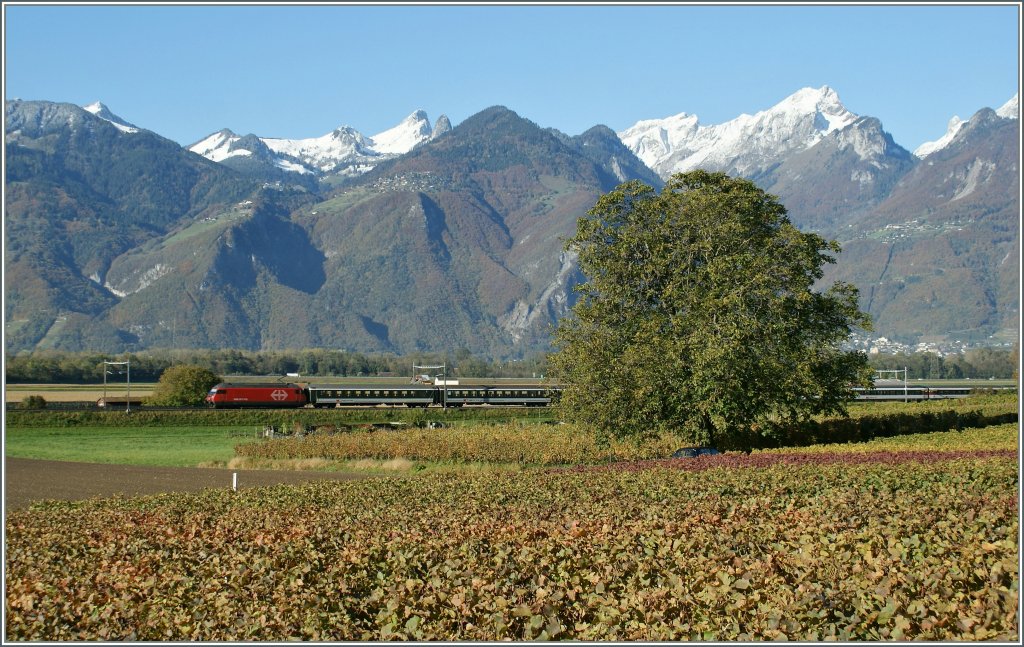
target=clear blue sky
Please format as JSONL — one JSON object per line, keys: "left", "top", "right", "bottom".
{"left": 3, "top": 2, "right": 1020, "bottom": 151}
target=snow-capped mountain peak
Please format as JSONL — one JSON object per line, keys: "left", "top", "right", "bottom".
{"left": 261, "top": 126, "right": 373, "bottom": 174}
{"left": 189, "top": 110, "right": 447, "bottom": 178}
{"left": 189, "top": 129, "right": 244, "bottom": 162}
{"left": 775, "top": 85, "right": 851, "bottom": 130}
{"left": 914, "top": 115, "right": 966, "bottom": 158}
{"left": 618, "top": 85, "right": 859, "bottom": 179}
{"left": 915, "top": 93, "right": 1017, "bottom": 158}
{"left": 370, "top": 109, "right": 433, "bottom": 155}
{"left": 82, "top": 101, "right": 139, "bottom": 133}
{"left": 996, "top": 93, "right": 1018, "bottom": 119}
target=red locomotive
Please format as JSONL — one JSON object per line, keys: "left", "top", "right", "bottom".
{"left": 205, "top": 383, "right": 307, "bottom": 408}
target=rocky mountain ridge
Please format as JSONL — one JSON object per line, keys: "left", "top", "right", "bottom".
{"left": 187, "top": 109, "right": 452, "bottom": 181}
{"left": 4, "top": 89, "right": 1019, "bottom": 356}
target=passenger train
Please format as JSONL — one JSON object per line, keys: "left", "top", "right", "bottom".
{"left": 205, "top": 382, "right": 561, "bottom": 408}
{"left": 850, "top": 385, "right": 975, "bottom": 401}
{"left": 204, "top": 379, "right": 984, "bottom": 409}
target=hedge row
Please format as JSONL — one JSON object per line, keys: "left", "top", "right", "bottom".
{"left": 234, "top": 423, "right": 692, "bottom": 466}
{"left": 233, "top": 395, "right": 1018, "bottom": 466}
{"left": 3, "top": 406, "right": 552, "bottom": 429}
{"left": 733, "top": 396, "right": 1018, "bottom": 451}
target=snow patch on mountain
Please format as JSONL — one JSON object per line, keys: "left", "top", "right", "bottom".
{"left": 618, "top": 86, "right": 858, "bottom": 179}
{"left": 275, "top": 158, "right": 315, "bottom": 175}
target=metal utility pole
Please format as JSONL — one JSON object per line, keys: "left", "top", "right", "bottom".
{"left": 874, "top": 367, "right": 909, "bottom": 403}
{"left": 103, "top": 360, "right": 131, "bottom": 411}
{"left": 413, "top": 363, "right": 447, "bottom": 409}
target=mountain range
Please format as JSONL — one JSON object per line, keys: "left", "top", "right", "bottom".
{"left": 3, "top": 87, "right": 1019, "bottom": 358}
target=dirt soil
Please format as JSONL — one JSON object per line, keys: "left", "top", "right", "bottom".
{"left": 4, "top": 458, "right": 373, "bottom": 511}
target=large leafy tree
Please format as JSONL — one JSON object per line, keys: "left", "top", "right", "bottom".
{"left": 551, "top": 171, "right": 873, "bottom": 449}
{"left": 148, "top": 364, "right": 221, "bottom": 407}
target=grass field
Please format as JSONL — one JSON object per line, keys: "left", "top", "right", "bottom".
{"left": 3, "top": 425, "right": 261, "bottom": 467}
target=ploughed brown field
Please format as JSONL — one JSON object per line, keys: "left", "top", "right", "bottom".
{"left": 3, "top": 458, "right": 371, "bottom": 510}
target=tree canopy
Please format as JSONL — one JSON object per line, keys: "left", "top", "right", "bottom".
{"left": 148, "top": 364, "right": 221, "bottom": 407}
{"left": 551, "top": 171, "right": 873, "bottom": 449}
